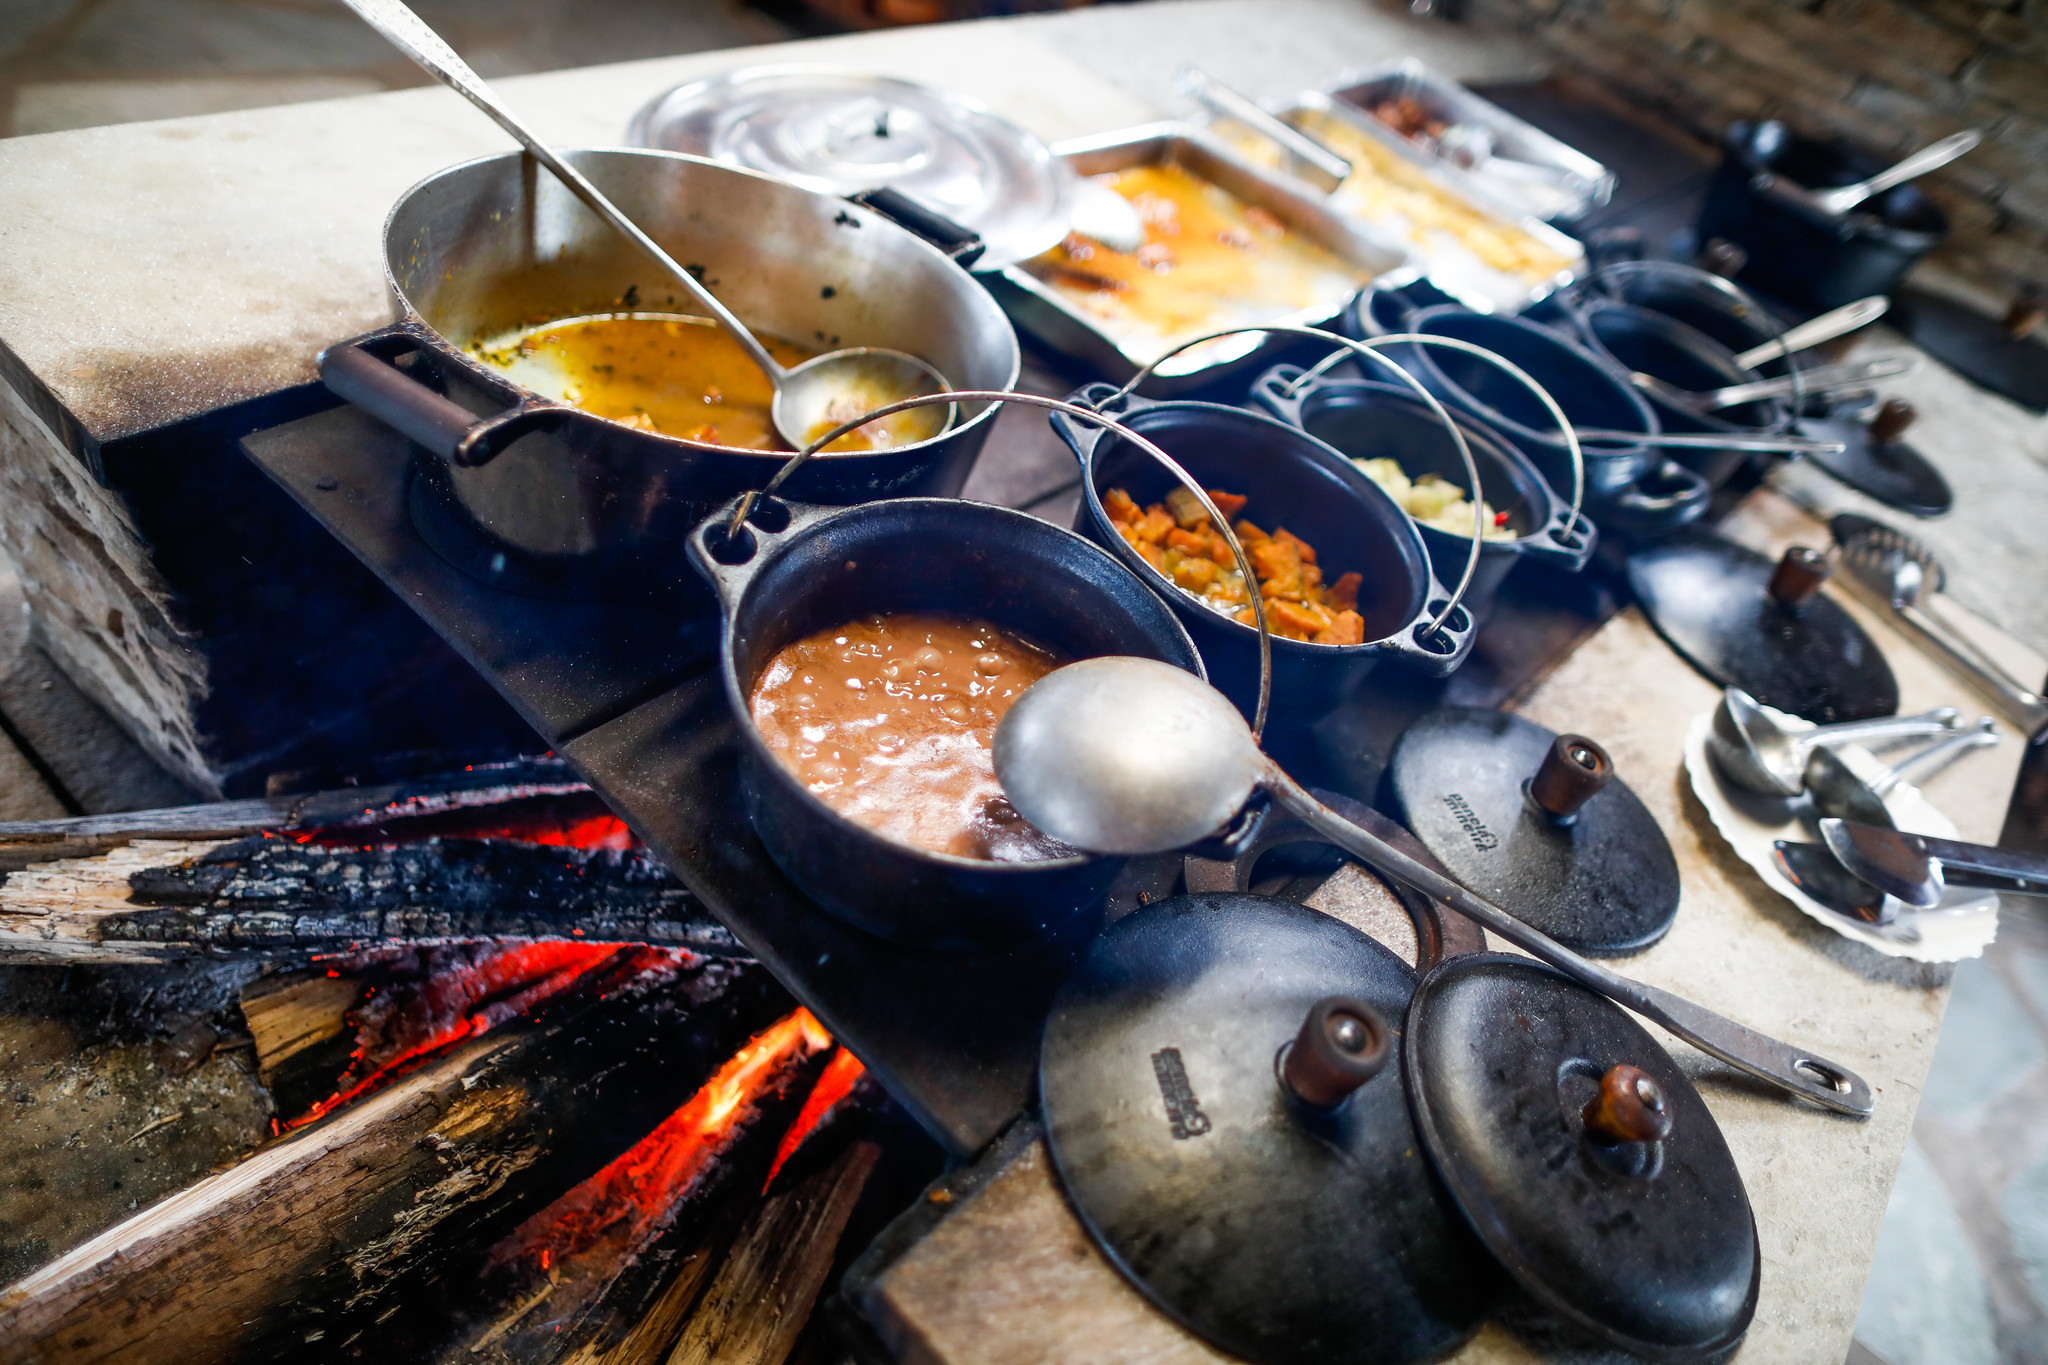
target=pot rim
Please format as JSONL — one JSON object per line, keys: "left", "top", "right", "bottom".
{"left": 1282, "top": 374, "right": 1560, "bottom": 551}
{"left": 708, "top": 495, "right": 1204, "bottom": 875}
{"left": 380, "top": 146, "right": 1020, "bottom": 461}
{"left": 1403, "top": 304, "right": 1659, "bottom": 451}
{"left": 1566, "top": 295, "right": 1787, "bottom": 435}
{"left": 1072, "top": 397, "right": 1447, "bottom": 654}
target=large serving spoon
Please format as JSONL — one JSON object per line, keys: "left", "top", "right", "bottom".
{"left": 1821, "top": 817, "right": 2048, "bottom": 910}
{"left": 1732, "top": 296, "right": 1889, "bottom": 370}
{"left": 339, "top": 0, "right": 952, "bottom": 452}
{"left": 1630, "top": 356, "right": 1916, "bottom": 416}
{"left": 1803, "top": 717, "right": 1999, "bottom": 826}
{"left": 993, "top": 655, "right": 1875, "bottom": 1116}
{"left": 1707, "top": 685, "right": 1960, "bottom": 797}
{"left": 1805, "top": 130, "right": 1983, "bottom": 216}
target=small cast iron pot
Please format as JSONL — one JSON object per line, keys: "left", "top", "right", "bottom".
{"left": 1343, "top": 275, "right": 1463, "bottom": 340}
{"left": 687, "top": 494, "right": 1203, "bottom": 950}
{"left": 1563, "top": 296, "right": 1787, "bottom": 490}
{"left": 1387, "top": 306, "right": 1711, "bottom": 539}
{"left": 1576, "top": 261, "right": 1785, "bottom": 363}
{"left": 1053, "top": 385, "right": 1475, "bottom": 721}
{"left": 320, "top": 149, "right": 1020, "bottom": 598}
{"left": 1248, "top": 365, "right": 1595, "bottom": 621}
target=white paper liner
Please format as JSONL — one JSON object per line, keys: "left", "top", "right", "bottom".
{"left": 1684, "top": 707, "right": 1999, "bottom": 962}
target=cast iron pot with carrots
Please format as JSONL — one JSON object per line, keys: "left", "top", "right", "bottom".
{"left": 1054, "top": 384, "right": 1475, "bottom": 722}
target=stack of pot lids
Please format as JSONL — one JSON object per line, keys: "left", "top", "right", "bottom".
{"left": 628, "top": 65, "right": 1071, "bottom": 270}
{"left": 1041, "top": 895, "right": 1759, "bottom": 1365}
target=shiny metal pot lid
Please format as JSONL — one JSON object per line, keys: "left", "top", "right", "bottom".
{"left": 628, "top": 65, "right": 1070, "bottom": 270}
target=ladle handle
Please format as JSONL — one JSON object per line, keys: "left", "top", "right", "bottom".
{"left": 1799, "top": 705, "right": 1961, "bottom": 752}
{"left": 1871, "top": 718, "right": 2000, "bottom": 796}
{"left": 1732, "top": 296, "right": 1888, "bottom": 369}
{"left": 1814, "top": 129, "right": 1982, "bottom": 214}
{"left": 1259, "top": 766, "right": 1875, "bottom": 1116}
{"left": 336, "top": 0, "right": 787, "bottom": 385}
{"left": 1912, "top": 831, "right": 2048, "bottom": 895}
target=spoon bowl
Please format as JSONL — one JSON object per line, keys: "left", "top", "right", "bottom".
{"left": 774, "top": 348, "right": 956, "bottom": 452}
{"left": 1708, "top": 685, "right": 1959, "bottom": 797}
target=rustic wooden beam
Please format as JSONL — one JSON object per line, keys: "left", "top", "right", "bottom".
{"left": 0, "top": 833, "right": 745, "bottom": 963}
{"left": 0, "top": 953, "right": 789, "bottom": 1365}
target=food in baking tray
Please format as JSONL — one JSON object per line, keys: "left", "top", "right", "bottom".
{"left": 1104, "top": 484, "right": 1367, "bottom": 645}
{"left": 1020, "top": 163, "right": 1373, "bottom": 366}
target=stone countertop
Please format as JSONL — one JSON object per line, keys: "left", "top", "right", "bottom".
{"left": 0, "top": 0, "right": 1542, "bottom": 455}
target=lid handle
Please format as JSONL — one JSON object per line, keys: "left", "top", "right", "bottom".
{"left": 1582, "top": 1063, "right": 1673, "bottom": 1144}
{"left": 1529, "top": 733, "right": 1613, "bottom": 822}
{"left": 1870, "top": 397, "right": 1917, "bottom": 445}
{"left": 1282, "top": 996, "right": 1390, "bottom": 1108}
{"left": 1768, "top": 545, "right": 1832, "bottom": 606}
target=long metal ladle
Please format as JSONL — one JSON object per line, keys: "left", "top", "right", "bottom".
{"left": 339, "top": 0, "right": 953, "bottom": 452}
{"left": 993, "top": 655, "right": 1876, "bottom": 1117}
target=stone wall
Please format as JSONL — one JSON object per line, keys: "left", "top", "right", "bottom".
{"left": 1462, "top": 0, "right": 2048, "bottom": 293}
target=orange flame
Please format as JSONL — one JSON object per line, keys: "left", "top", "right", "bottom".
{"left": 491, "top": 1007, "right": 833, "bottom": 1275}
{"left": 285, "top": 941, "right": 682, "bottom": 1129}
{"left": 764, "top": 1047, "right": 868, "bottom": 1190}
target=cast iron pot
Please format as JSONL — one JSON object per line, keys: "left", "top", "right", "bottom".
{"left": 1248, "top": 365, "right": 1595, "bottom": 621}
{"left": 1578, "top": 261, "right": 1786, "bottom": 364}
{"left": 1563, "top": 296, "right": 1787, "bottom": 490}
{"left": 1344, "top": 275, "right": 1463, "bottom": 341}
{"left": 1053, "top": 385, "right": 1475, "bottom": 722}
{"left": 687, "top": 493, "right": 1203, "bottom": 950}
{"left": 319, "top": 148, "right": 1020, "bottom": 597}
{"left": 1698, "top": 121, "right": 1948, "bottom": 312}
{"left": 1388, "top": 306, "right": 1712, "bottom": 539}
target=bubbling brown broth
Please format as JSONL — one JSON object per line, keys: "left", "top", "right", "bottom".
{"left": 748, "top": 613, "right": 1077, "bottom": 861}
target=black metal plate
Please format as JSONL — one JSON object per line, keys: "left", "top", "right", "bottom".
{"left": 1405, "top": 954, "right": 1759, "bottom": 1362}
{"left": 1892, "top": 288, "right": 2048, "bottom": 415}
{"left": 1797, "top": 415, "right": 1952, "bottom": 519}
{"left": 1384, "top": 709, "right": 1679, "bottom": 955}
{"left": 1041, "top": 894, "right": 1492, "bottom": 1365}
{"left": 239, "top": 402, "right": 1181, "bottom": 1157}
{"left": 1628, "top": 530, "right": 1898, "bottom": 723}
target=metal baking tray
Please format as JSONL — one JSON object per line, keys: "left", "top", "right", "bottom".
{"left": 1216, "top": 90, "right": 1585, "bottom": 316}
{"left": 1324, "top": 58, "right": 1617, "bottom": 223}
{"left": 987, "top": 122, "right": 1413, "bottom": 395}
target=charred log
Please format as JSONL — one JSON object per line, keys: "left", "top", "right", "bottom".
{"left": 0, "top": 835, "right": 745, "bottom": 964}
{"left": 0, "top": 952, "right": 789, "bottom": 1365}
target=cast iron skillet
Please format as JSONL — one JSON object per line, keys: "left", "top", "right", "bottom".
{"left": 1563, "top": 297, "right": 1788, "bottom": 490}
{"left": 1248, "top": 365, "right": 1595, "bottom": 621}
{"left": 1387, "top": 305, "right": 1712, "bottom": 539}
{"left": 1053, "top": 384, "right": 1475, "bottom": 722}
{"left": 686, "top": 494, "right": 1203, "bottom": 951}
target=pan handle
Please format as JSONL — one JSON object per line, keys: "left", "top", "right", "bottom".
{"left": 1599, "top": 458, "right": 1712, "bottom": 536}
{"left": 1385, "top": 572, "right": 1477, "bottom": 676}
{"left": 1519, "top": 479, "right": 1600, "bottom": 570}
{"left": 684, "top": 492, "right": 823, "bottom": 615}
{"left": 846, "top": 187, "right": 986, "bottom": 268}
{"left": 1245, "top": 366, "right": 1310, "bottom": 426}
{"left": 317, "top": 327, "right": 570, "bottom": 468}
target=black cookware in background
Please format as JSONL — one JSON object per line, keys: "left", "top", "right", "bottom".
{"left": 1384, "top": 306, "right": 1714, "bottom": 540}
{"left": 1698, "top": 121, "right": 1948, "bottom": 313}
{"left": 1054, "top": 385, "right": 1475, "bottom": 722}
{"left": 686, "top": 494, "right": 1204, "bottom": 950}
{"left": 1248, "top": 365, "right": 1595, "bottom": 621}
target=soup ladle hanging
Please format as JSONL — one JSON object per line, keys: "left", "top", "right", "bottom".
{"left": 339, "top": 0, "right": 954, "bottom": 452}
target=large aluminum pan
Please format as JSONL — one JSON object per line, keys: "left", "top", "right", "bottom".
{"left": 1210, "top": 91, "right": 1584, "bottom": 316}
{"left": 1325, "top": 59, "right": 1616, "bottom": 223}
{"left": 987, "top": 122, "right": 1413, "bottom": 395}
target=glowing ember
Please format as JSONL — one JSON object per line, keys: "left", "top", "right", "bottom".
{"left": 764, "top": 1047, "right": 869, "bottom": 1190}
{"left": 286, "top": 941, "right": 691, "bottom": 1129}
{"left": 490, "top": 1007, "right": 833, "bottom": 1276}
{"left": 293, "top": 792, "right": 638, "bottom": 851}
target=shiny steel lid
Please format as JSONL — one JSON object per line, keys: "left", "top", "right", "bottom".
{"left": 628, "top": 65, "right": 1071, "bottom": 271}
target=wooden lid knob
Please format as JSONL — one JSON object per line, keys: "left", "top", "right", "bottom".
{"left": 1582, "top": 1063, "right": 1674, "bottom": 1144}
{"left": 1697, "top": 238, "right": 1748, "bottom": 278}
{"left": 1529, "top": 733, "right": 1613, "bottom": 820}
{"left": 1768, "top": 545, "right": 1832, "bottom": 605}
{"left": 2005, "top": 292, "right": 2045, "bottom": 342}
{"left": 1870, "top": 397, "right": 1917, "bottom": 444}
{"left": 1282, "top": 996, "right": 1390, "bottom": 1109}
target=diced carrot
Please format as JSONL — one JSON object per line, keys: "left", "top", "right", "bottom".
{"left": 1167, "top": 527, "right": 1212, "bottom": 557}
{"left": 1104, "top": 487, "right": 1141, "bottom": 524}
{"left": 1233, "top": 519, "right": 1270, "bottom": 545}
{"left": 1164, "top": 486, "right": 1210, "bottom": 530}
{"left": 1133, "top": 507, "right": 1176, "bottom": 544}
{"left": 1316, "top": 610, "right": 1366, "bottom": 646}
{"left": 1172, "top": 555, "right": 1219, "bottom": 592}
{"left": 1208, "top": 489, "right": 1248, "bottom": 518}
{"left": 1251, "top": 538, "right": 1305, "bottom": 599}
{"left": 1270, "top": 599, "right": 1330, "bottom": 637}
{"left": 1327, "top": 572, "right": 1362, "bottom": 612}
{"left": 1273, "top": 527, "right": 1318, "bottom": 565}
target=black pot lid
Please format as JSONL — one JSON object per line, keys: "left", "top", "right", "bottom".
{"left": 1384, "top": 708, "right": 1680, "bottom": 956}
{"left": 628, "top": 65, "right": 1069, "bottom": 270}
{"left": 1628, "top": 530, "right": 1898, "bottom": 723}
{"left": 1798, "top": 413, "right": 1952, "bottom": 518}
{"left": 1404, "top": 954, "right": 1760, "bottom": 1361}
{"left": 1040, "top": 894, "right": 1493, "bottom": 1365}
